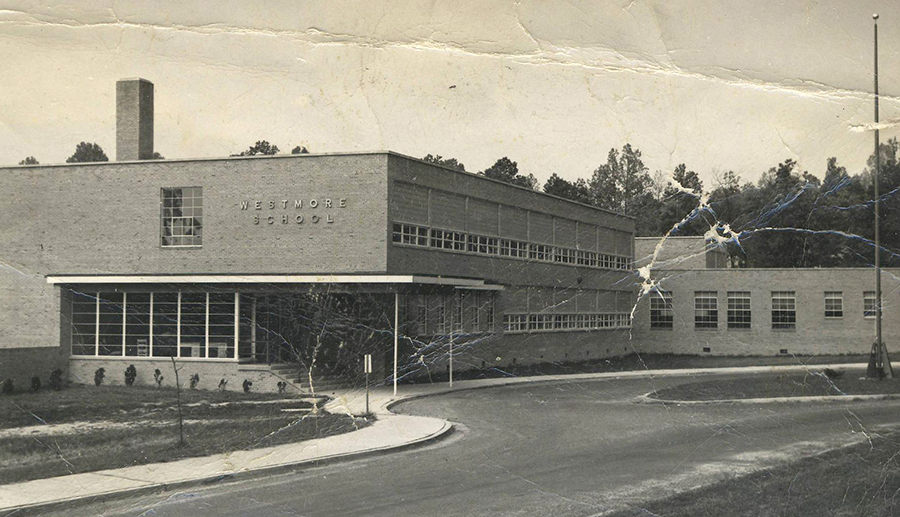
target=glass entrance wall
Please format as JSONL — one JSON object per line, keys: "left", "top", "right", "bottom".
{"left": 70, "top": 290, "right": 237, "bottom": 360}
{"left": 235, "top": 292, "right": 395, "bottom": 372}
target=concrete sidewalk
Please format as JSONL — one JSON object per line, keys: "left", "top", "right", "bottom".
{"left": 0, "top": 412, "right": 450, "bottom": 514}
{"left": 0, "top": 361, "right": 869, "bottom": 514}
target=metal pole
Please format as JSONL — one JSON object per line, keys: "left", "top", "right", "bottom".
{"left": 873, "top": 14, "right": 891, "bottom": 378}
{"left": 393, "top": 291, "right": 399, "bottom": 397}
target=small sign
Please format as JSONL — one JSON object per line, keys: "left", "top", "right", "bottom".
{"left": 137, "top": 338, "right": 149, "bottom": 357}
{"left": 364, "top": 354, "right": 373, "bottom": 374}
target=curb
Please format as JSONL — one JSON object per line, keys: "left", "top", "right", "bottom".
{"left": 0, "top": 417, "right": 453, "bottom": 517}
{"left": 635, "top": 391, "right": 900, "bottom": 406}
{"left": 383, "top": 363, "right": 871, "bottom": 411}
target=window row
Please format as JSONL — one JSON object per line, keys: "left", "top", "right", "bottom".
{"left": 503, "top": 312, "right": 631, "bottom": 333}
{"left": 392, "top": 222, "right": 632, "bottom": 271}
{"left": 71, "top": 291, "right": 237, "bottom": 358}
{"left": 650, "top": 290, "right": 886, "bottom": 331}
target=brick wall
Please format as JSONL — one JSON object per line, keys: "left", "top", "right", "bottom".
{"left": 632, "top": 268, "right": 900, "bottom": 356}
{"left": 0, "top": 153, "right": 391, "bottom": 382}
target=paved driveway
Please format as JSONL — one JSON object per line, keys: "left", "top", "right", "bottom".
{"left": 45, "top": 374, "right": 900, "bottom": 516}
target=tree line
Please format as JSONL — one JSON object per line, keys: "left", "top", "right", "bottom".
{"left": 425, "top": 143, "right": 900, "bottom": 269}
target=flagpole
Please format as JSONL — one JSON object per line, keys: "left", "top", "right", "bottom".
{"left": 873, "top": 13, "right": 891, "bottom": 378}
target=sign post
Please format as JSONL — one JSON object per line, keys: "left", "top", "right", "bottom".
{"left": 364, "top": 354, "right": 373, "bottom": 415}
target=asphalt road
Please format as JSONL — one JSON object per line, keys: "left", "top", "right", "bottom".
{"left": 44, "top": 374, "right": 900, "bottom": 516}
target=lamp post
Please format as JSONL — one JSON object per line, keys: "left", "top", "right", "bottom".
{"left": 868, "top": 13, "right": 893, "bottom": 379}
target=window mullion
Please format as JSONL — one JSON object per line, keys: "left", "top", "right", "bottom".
{"left": 205, "top": 292, "right": 210, "bottom": 359}
{"left": 177, "top": 291, "right": 182, "bottom": 357}
{"left": 122, "top": 292, "right": 127, "bottom": 356}
{"left": 95, "top": 293, "right": 100, "bottom": 357}
{"left": 149, "top": 292, "right": 154, "bottom": 357}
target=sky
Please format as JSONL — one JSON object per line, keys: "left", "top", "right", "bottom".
{"left": 1, "top": 0, "right": 900, "bottom": 187}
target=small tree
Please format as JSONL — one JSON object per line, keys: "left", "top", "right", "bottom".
{"left": 189, "top": 373, "right": 200, "bottom": 389}
{"left": 19, "top": 156, "right": 39, "bottom": 165}
{"left": 170, "top": 358, "right": 185, "bottom": 447}
{"left": 153, "top": 369, "right": 164, "bottom": 388}
{"left": 291, "top": 145, "right": 309, "bottom": 154}
{"left": 66, "top": 142, "right": 109, "bottom": 163}
{"left": 242, "top": 379, "right": 253, "bottom": 393}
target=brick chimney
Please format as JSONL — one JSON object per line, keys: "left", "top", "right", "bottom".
{"left": 116, "top": 78, "right": 154, "bottom": 161}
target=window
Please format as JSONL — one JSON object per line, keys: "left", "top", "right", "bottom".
{"left": 864, "top": 291, "right": 880, "bottom": 318}
{"left": 529, "top": 244, "right": 551, "bottom": 262}
{"left": 71, "top": 291, "right": 98, "bottom": 356}
{"left": 824, "top": 291, "right": 843, "bottom": 319}
{"left": 500, "top": 239, "right": 528, "bottom": 258}
{"left": 430, "top": 228, "right": 466, "bottom": 251}
{"left": 392, "top": 223, "right": 428, "bottom": 246}
{"left": 503, "top": 314, "right": 528, "bottom": 332}
{"left": 98, "top": 292, "right": 124, "bottom": 356}
{"left": 771, "top": 291, "right": 796, "bottom": 330}
{"left": 576, "top": 250, "right": 598, "bottom": 267}
{"left": 650, "top": 292, "right": 674, "bottom": 329}
{"left": 467, "top": 234, "right": 499, "bottom": 255}
{"left": 727, "top": 291, "right": 751, "bottom": 329}
{"left": 161, "top": 187, "right": 202, "bottom": 247}
{"left": 553, "top": 247, "right": 576, "bottom": 264}
{"left": 71, "top": 290, "right": 236, "bottom": 359}
{"left": 694, "top": 291, "right": 718, "bottom": 329}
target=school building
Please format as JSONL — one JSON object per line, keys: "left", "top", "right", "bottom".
{"left": 0, "top": 79, "right": 637, "bottom": 392}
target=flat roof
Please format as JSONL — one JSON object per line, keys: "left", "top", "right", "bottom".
{"left": 2, "top": 150, "right": 633, "bottom": 220}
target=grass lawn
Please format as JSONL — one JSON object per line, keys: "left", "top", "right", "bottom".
{"left": 651, "top": 371, "right": 900, "bottom": 401}
{"left": 607, "top": 430, "right": 900, "bottom": 517}
{"left": 0, "top": 385, "right": 368, "bottom": 485}
{"left": 0, "top": 384, "right": 313, "bottom": 429}
{"left": 406, "top": 353, "right": 870, "bottom": 384}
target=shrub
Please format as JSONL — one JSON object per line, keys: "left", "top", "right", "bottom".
{"left": 49, "top": 369, "right": 63, "bottom": 391}
{"left": 242, "top": 379, "right": 252, "bottom": 393}
{"left": 30, "top": 376, "right": 41, "bottom": 392}
{"left": 1, "top": 379, "right": 13, "bottom": 395}
{"left": 189, "top": 373, "right": 200, "bottom": 389}
{"left": 218, "top": 378, "right": 228, "bottom": 391}
{"left": 153, "top": 369, "right": 164, "bottom": 388}
{"left": 124, "top": 365, "right": 137, "bottom": 386}
{"left": 94, "top": 368, "right": 105, "bottom": 386}
{"left": 277, "top": 381, "right": 287, "bottom": 394}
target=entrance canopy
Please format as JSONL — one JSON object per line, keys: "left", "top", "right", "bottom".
{"left": 46, "top": 274, "right": 504, "bottom": 290}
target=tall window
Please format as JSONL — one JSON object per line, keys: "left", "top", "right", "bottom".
{"left": 727, "top": 291, "right": 751, "bottom": 329}
{"left": 771, "top": 291, "right": 796, "bottom": 330}
{"left": 161, "top": 187, "right": 203, "bottom": 247}
{"left": 694, "top": 291, "right": 718, "bottom": 329}
{"left": 650, "top": 292, "right": 674, "bottom": 329}
{"left": 864, "top": 291, "right": 880, "bottom": 318}
{"left": 824, "top": 291, "right": 843, "bottom": 319}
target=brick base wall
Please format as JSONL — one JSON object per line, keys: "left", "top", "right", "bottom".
{"left": 0, "top": 346, "right": 68, "bottom": 392}
{"left": 68, "top": 358, "right": 298, "bottom": 394}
